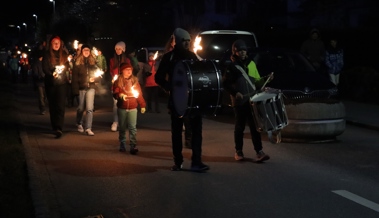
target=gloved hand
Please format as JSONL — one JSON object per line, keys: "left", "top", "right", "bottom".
{"left": 120, "top": 94, "right": 127, "bottom": 101}
{"left": 141, "top": 108, "right": 146, "bottom": 114}
{"left": 236, "top": 92, "right": 243, "bottom": 99}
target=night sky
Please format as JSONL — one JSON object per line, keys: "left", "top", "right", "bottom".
{"left": 0, "top": 0, "right": 52, "bottom": 29}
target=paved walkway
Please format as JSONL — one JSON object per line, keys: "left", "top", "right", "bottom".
{"left": 13, "top": 81, "right": 379, "bottom": 218}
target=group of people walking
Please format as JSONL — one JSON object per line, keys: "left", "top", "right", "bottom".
{"left": 26, "top": 27, "right": 277, "bottom": 173}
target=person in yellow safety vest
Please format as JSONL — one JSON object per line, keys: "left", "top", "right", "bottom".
{"left": 222, "top": 39, "right": 273, "bottom": 163}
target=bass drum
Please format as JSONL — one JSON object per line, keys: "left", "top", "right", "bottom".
{"left": 172, "top": 60, "right": 223, "bottom": 117}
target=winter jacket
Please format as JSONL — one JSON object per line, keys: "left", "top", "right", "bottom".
{"left": 112, "top": 76, "right": 146, "bottom": 110}
{"left": 145, "top": 60, "right": 158, "bottom": 87}
{"left": 325, "top": 47, "right": 344, "bottom": 75}
{"left": 32, "top": 59, "right": 45, "bottom": 87}
{"left": 109, "top": 54, "right": 131, "bottom": 79}
{"left": 223, "top": 55, "right": 264, "bottom": 107}
{"left": 71, "top": 58, "right": 101, "bottom": 95}
{"left": 42, "top": 50, "right": 69, "bottom": 87}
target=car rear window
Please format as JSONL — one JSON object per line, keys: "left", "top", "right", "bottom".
{"left": 196, "top": 34, "right": 257, "bottom": 61}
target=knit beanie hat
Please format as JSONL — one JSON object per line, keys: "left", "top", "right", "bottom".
{"left": 81, "top": 44, "right": 91, "bottom": 52}
{"left": 232, "top": 39, "right": 247, "bottom": 53}
{"left": 115, "top": 41, "right": 126, "bottom": 52}
{"left": 120, "top": 62, "right": 133, "bottom": 72}
{"left": 173, "top": 28, "right": 191, "bottom": 44}
{"left": 148, "top": 52, "right": 155, "bottom": 57}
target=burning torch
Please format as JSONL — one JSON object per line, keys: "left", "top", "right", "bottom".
{"left": 53, "top": 65, "right": 65, "bottom": 78}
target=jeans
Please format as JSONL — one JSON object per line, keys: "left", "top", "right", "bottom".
{"left": 118, "top": 108, "right": 137, "bottom": 146}
{"left": 76, "top": 88, "right": 95, "bottom": 130}
{"left": 113, "top": 98, "right": 118, "bottom": 123}
{"left": 37, "top": 86, "right": 46, "bottom": 112}
{"left": 234, "top": 102, "right": 262, "bottom": 153}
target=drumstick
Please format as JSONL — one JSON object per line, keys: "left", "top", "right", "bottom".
{"left": 260, "top": 72, "right": 274, "bottom": 91}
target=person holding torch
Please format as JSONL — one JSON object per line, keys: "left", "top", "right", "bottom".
{"left": 112, "top": 62, "right": 146, "bottom": 154}
{"left": 71, "top": 44, "right": 102, "bottom": 136}
{"left": 109, "top": 41, "right": 131, "bottom": 132}
{"left": 42, "top": 35, "right": 70, "bottom": 138}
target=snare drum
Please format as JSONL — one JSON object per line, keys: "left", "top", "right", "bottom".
{"left": 172, "top": 60, "right": 223, "bottom": 117}
{"left": 250, "top": 90, "right": 288, "bottom": 143}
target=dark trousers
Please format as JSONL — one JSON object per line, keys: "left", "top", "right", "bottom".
{"left": 171, "top": 112, "right": 202, "bottom": 166}
{"left": 45, "top": 84, "right": 67, "bottom": 131}
{"left": 37, "top": 85, "right": 46, "bottom": 112}
{"left": 234, "top": 102, "right": 262, "bottom": 153}
{"left": 145, "top": 86, "right": 160, "bottom": 112}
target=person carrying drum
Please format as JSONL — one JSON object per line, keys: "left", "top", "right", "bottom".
{"left": 222, "top": 39, "right": 273, "bottom": 162}
{"left": 155, "top": 28, "right": 209, "bottom": 172}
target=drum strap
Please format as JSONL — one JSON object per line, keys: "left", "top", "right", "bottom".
{"left": 235, "top": 65, "right": 256, "bottom": 91}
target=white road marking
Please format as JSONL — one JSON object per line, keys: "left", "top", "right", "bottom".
{"left": 332, "top": 190, "right": 379, "bottom": 212}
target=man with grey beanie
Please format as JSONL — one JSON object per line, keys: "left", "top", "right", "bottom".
{"left": 155, "top": 28, "right": 209, "bottom": 172}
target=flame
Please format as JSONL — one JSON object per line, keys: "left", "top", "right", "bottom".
{"left": 68, "top": 56, "right": 72, "bottom": 62}
{"left": 22, "top": 53, "right": 27, "bottom": 58}
{"left": 131, "top": 85, "right": 139, "bottom": 98}
{"left": 93, "top": 47, "right": 99, "bottom": 56}
{"left": 113, "top": 74, "right": 118, "bottom": 81}
{"left": 94, "top": 69, "right": 104, "bottom": 78}
{"left": 193, "top": 36, "right": 202, "bottom": 54}
{"left": 73, "top": 40, "right": 79, "bottom": 50}
{"left": 153, "top": 51, "right": 158, "bottom": 60}
{"left": 55, "top": 65, "right": 65, "bottom": 74}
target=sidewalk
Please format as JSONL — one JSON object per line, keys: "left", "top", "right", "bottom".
{"left": 342, "top": 100, "right": 379, "bottom": 131}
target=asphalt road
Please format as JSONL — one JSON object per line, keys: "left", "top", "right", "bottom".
{"left": 16, "top": 81, "right": 379, "bottom": 218}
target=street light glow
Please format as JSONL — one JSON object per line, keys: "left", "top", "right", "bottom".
{"left": 23, "top": 23, "right": 27, "bottom": 32}
{"left": 50, "top": 0, "right": 56, "bottom": 14}
{"left": 33, "top": 14, "right": 38, "bottom": 23}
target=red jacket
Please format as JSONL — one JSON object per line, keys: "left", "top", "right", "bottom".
{"left": 109, "top": 54, "right": 131, "bottom": 79}
{"left": 145, "top": 60, "right": 158, "bottom": 87}
{"left": 112, "top": 76, "right": 146, "bottom": 110}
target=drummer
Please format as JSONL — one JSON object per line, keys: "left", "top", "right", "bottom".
{"left": 155, "top": 28, "right": 210, "bottom": 172}
{"left": 222, "top": 39, "right": 273, "bottom": 163}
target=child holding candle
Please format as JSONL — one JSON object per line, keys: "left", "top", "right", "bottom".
{"left": 112, "top": 62, "right": 146, "bottom": 154}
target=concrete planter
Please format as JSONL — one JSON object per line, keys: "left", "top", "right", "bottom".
{"left": 281, "top": 102, "right": 346, "bottom": 142}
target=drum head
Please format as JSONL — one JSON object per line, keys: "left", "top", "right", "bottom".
{"left": 172, "top": 61, "right": 189, "bottom": 116}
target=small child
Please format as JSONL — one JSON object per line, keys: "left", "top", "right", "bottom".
{"left": 112, "top": 63, "right": 146, "bottom": 154}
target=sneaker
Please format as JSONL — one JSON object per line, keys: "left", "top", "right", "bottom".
{"left": 255, "top": 150, "right": 270, "bottom": 163}
{"left": 171, "top": 164, "right": 183, "bottom": 171}
{"left": 119, "top": 142, "right": 126, "bottom": 152}
{"left": 85, "top": 129, "right": 94, "bottom": 136}
{"left": 190, "top": 162, "right": 210, "bottom": 172}
{"left": 130, "top": 146, "right": 139, "bottom": 155}
{"left": 77, "top": 124, "right": 84, "bottom": 133}
{"left": 234, "top": 150, "right": 244, "bottom": 161}
{"left": 111, "top": 122, "right": 118, "bottom": 132}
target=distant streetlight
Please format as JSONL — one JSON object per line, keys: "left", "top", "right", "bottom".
{"left": 17, "top": 26, "right": 20, "bottom": 37}
{"left": 33, "top": 14, "right": 38, "bottom": 25}
{"left": 50, "top": 0, "right": 55, "bottom": 14}
{"left": 23, "top": 23, "right": 27, "bottom": 32}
